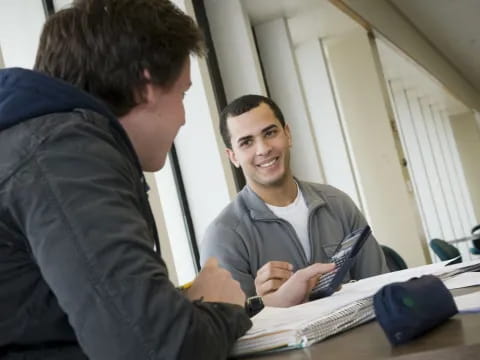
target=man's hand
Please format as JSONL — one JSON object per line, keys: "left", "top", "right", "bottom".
{"left": 184, "top": 257, "right": 246, "bottom": 307}
{"left": 254, "top": 261, "right": 293, "bottom": 296}
{"left": 263, "top": 263, "right": 335, "bottom": 307}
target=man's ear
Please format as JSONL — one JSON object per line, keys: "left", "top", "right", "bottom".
{"left": 226, "top": 148, "right": 240, "bottom": 168}
{"left": 285, "top": 124, "right": 293, "bottom": 148}
{"left": 140, "top": 69, "right": 158, "bottom": 105}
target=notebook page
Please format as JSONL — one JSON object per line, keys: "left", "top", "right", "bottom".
{"left": 235, "top": 259, "right": 480, "bottom": 356}
{"left": 337, "top": 258, "right": 480, "bottom": 300}
{"left": 244, "top": 260, "right": 460, "bottom": 339}
{"left": 454, "top": 291, "right": 480, "bottom": 313}
{"left": 443, "top": 272, "right": 480, "bottom": 290}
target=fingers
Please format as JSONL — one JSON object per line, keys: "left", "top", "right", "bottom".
{"left": 259, "top": 261, "right": 293, "bottom": 272}
{"left": 203, "top": 257, "right": 219, "bottom": 268}
{"left": 296, "top": 262, "right": 335, "bottom": 281}
{"left": 256, "top": 261, "right": 293, "bottom": 281}
{"left": 256, "top": 278, "right": 285, "bottom": 296}
{"left": 256, "top": 267, "right": 292, "bottom": 284}
{"left": 255, "top": 261, "right": 293, "bottom": 296}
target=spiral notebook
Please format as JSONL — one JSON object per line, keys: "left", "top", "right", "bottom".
{"left": 232, "top": 259, "right": 480, "bottom": 356}
{"left": 231, "top": 297, "right": 375, "bottom": 356}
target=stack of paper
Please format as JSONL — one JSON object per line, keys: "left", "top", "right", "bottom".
{"left": 455, "top": 292, "right": 480, "bottom": 313}
{"left": 232, "top": 297, "right": 374, "bottom": 356}
{"left": 232, "top": 259, "right": 480, "bottom": 356}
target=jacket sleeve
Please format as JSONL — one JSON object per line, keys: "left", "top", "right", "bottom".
{"left": 9, "top": 117, "right": 251, "bottom": 360}
{"left": 200, "top": 222, "right": 257, "bottom": 297}
{"left": 332, "top": 187, "right": 389, "bottom": 279}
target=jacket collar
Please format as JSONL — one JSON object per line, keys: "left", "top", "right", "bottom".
{"left": 0, "top": 68, "right": 117, "bottom": 131}
{"left": 240, "top": 179, "right": 326, "bottom": 221}
{"left": 0, "top": 67, "right": 143, "bottom": 175}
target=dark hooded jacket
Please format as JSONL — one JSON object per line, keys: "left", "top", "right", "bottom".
{"left": 0, "top": 68, "right": 251, "bottom": 359}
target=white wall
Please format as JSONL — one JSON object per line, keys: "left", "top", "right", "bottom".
{"left": 324, "top": 29, "right": 426, "bottom": 266}
{"left": 421, "top": 98, "right": 463, "bottom": 238}
{"left": 0, "top": 0, "right": 45, "bottom": 68}
{"left": 338, "top": 0, "right": 480, "bottom": 112}
{"left": 53, "top": 0, "right": 72, "bottom": 10}
{"left": 173, "top": 54, "right": 237, "bottom": 245}
{"left": 439, "top": 110, "right": 474, "bottom": 234}
{"left": 254, "top": 18, "right": 325, "bottom": 184}
{"left": 296, "top": 39, "right": 361, "bottom": 208}
{"left": 204, "top": 0, "right": 266, "bottom": 101}
{"left": 387, "top": 82, "right": 441, "bottom": 242}
{"left": 450, "top": 112, "right": 480, "bottom": 223}
{"left": 144, "top": 172, "right": 179, "bottom": 284}
{"left": 431, "top": 105, "right": 470, "bottom": 236}
{"left": 377, "top": 32, "right": 478, "bottom": 261}
{"left": 387, "top": 82, "right": 477, "bottom": 261}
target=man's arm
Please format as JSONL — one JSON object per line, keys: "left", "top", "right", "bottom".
{"left": 201, "top": 224, "right": 336, "bottom": 307}
{"left": 200, "top": 222, "right": 257, "bottom": 297}
{"left": 262, "top": 263, "right": 335, "bottom": 307}
{"left": 184, "top": 257, "right": 245, "bottom": 305}
{"left": 11, "top": 117, "right": 250, "bottom": 360}
{"left": 254, "top": 261, "right": 293, "bottom": 296}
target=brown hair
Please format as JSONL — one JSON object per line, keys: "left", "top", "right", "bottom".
{"left": 34, "top": 0, "right": 203, "bottom": 116}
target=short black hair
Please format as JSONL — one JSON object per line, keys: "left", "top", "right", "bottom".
{"left": 219, "top": 94, "right": 285, "bottom": 148}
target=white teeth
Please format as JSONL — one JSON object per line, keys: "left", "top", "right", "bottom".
{"left": 258, "top": 158, "right": 276, "bottom": 168}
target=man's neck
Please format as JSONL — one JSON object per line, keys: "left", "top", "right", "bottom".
{"left": 250, "top": 176, "right": 298, "bottom": 207}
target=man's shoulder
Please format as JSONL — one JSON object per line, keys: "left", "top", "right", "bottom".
{"left": 2, "top": 110, "right": 111, "bottom": 146}
{"left": 0, "top": 112, "right": 84, "bottom": 183}
{"left": 207, "top": 192, "right": 250, "bottom": 233}
{"left": 0, "top": 111, "right": 129, "bottom": 186}
{"left": 200, "top": 192, "right": 253, "bottom": 264}
{"left": 300, "top": 181, "right": 352, "bottom": 203}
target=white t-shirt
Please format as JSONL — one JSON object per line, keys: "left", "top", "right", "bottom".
{"left": 266, "top": 185, "right": 310, "bottom": 261}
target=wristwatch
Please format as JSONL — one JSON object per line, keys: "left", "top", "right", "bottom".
{"left": 245, "top": 295, "right": 264, "bottom": 317}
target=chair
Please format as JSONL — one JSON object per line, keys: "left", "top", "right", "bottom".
{"left": 429, "top": 238, "right": 462, "bottom": 263}
{"left": 381, "top": 245, "right": 408, "bottom": 272}
{"left": 470, "top": 224, "right": 480, "bottom": 255}
{"left": 471, "top": 247, "right": 480, "bottom": 255}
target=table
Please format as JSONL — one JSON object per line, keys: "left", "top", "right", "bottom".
{"left": 240, "top": 314, "right": 480, "bottom": 360}
{"left": 241, "top": 288, "right": 480, "bottom": 360}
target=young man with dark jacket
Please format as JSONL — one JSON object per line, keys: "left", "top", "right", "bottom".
{"left": 200, "top": 95, "right": 388, "bottom": 307}
{"left": 0, "top": 0, "right": 251, "bottom": 359}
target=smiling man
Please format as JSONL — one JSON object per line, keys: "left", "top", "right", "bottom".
{"left": 200, "top": 94, "right": 388, "bottom": 308}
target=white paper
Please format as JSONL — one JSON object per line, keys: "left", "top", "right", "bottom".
{"left": 236, "top": 259, "right": 480, "bottom": 353}
{"left": 443, "top": 272, "right": 480, "bottom": 290}
{"left": 243, "top": 261, "right": 452, "bottom": 340}
{"left": 248, "top": 259, "right": 480, "bottom": 335}
{"left": 455, "top": 291, "right": 480, "bottom": 313}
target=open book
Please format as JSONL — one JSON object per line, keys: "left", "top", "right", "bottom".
{"left": 232, "top": 259, "right": 480, "bottom": 356}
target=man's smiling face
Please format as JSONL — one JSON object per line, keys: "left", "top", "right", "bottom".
{"left": 226, "top": 102, "right": 292, "bottom": 190}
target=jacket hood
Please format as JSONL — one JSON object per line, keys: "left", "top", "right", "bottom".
{"left": 0, "top": 67, "right": 117, "bottom": 131}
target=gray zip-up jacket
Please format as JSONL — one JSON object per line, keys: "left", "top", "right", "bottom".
{"left": 200, "top": 182, "right": 388, "bottom": 297}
